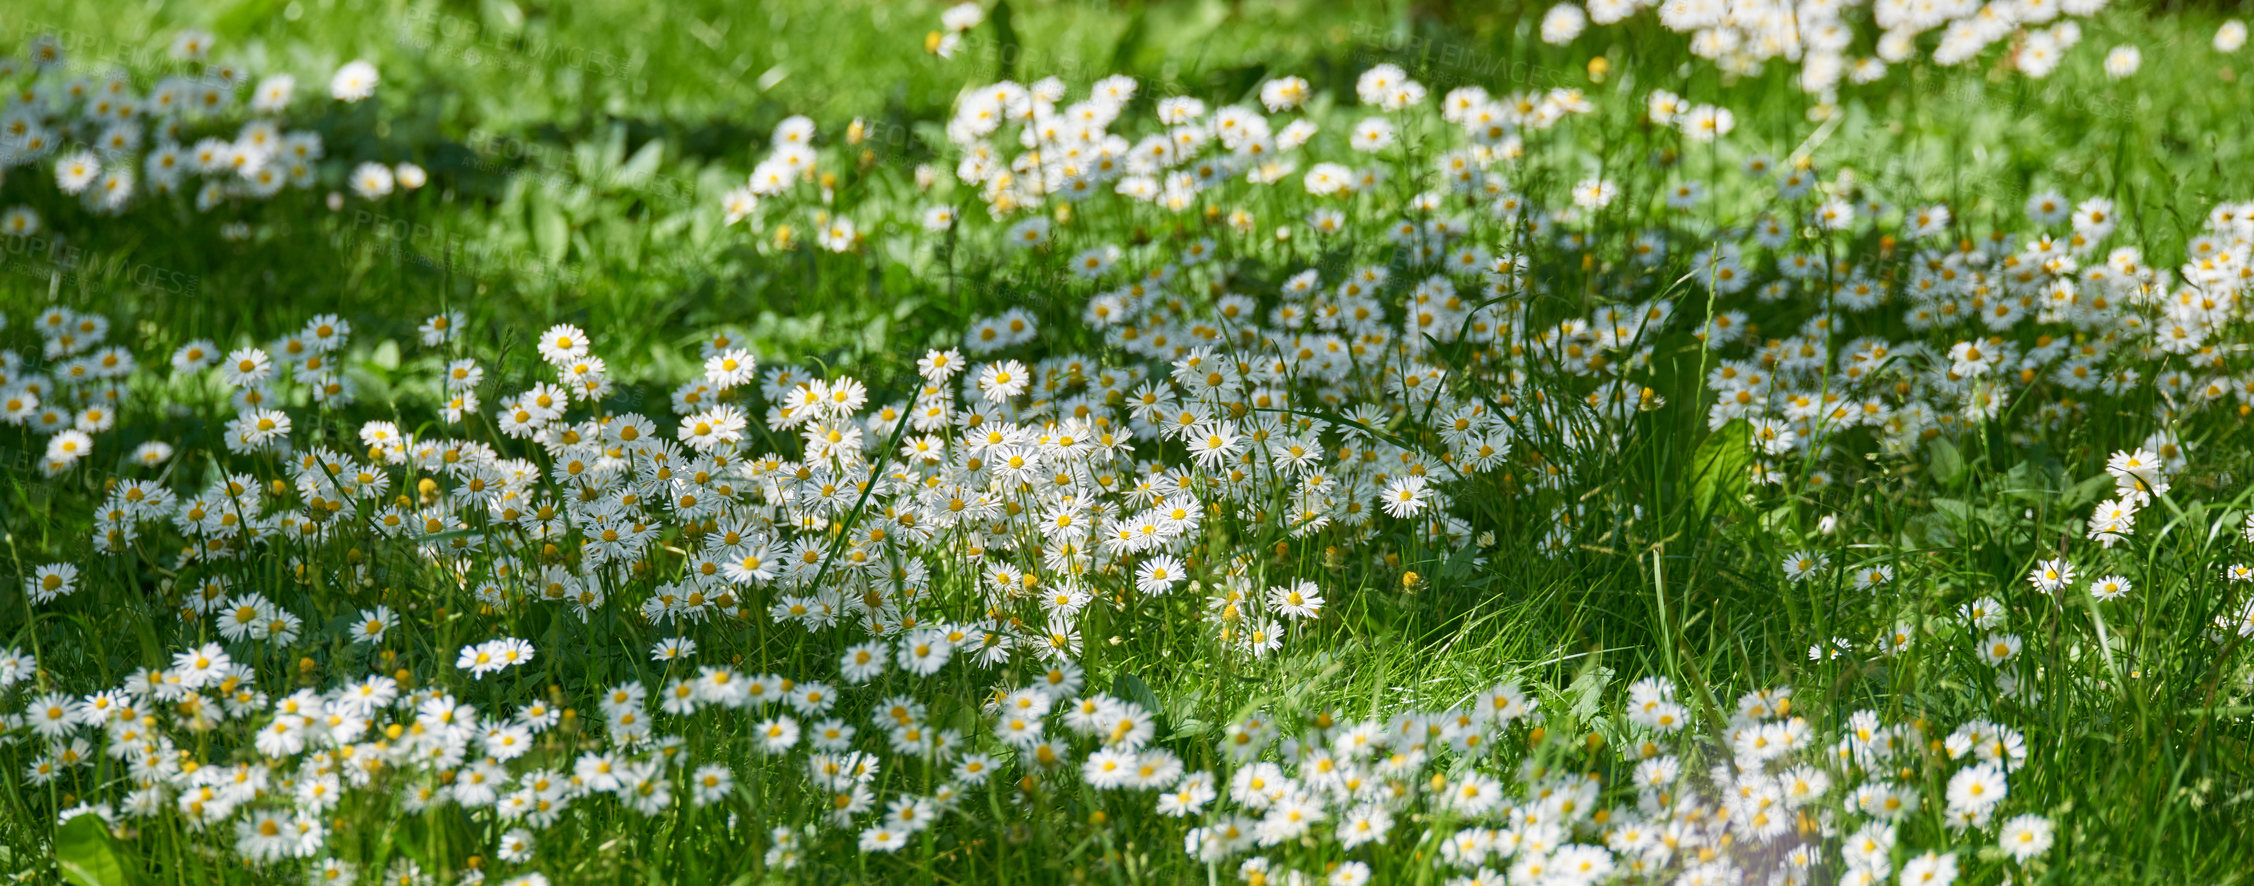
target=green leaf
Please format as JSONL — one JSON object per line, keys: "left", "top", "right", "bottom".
{"left": 1108, "top": 11, "right": 1148, "bottom": 74}
{"left": 1687, "top": 421, "right": 1752, "bottom": 514}
{"left": 478, "top": 0, "right": 526, "bottom": 31}
{"left": 616, "top": 139, "right": 665, "bottom": 189}
{"left": 531, "top": 195, "right": 569, "bottom": 264}
{"left": 990, "top": 1, "right": 1019, "bottom": 80}
{"left": 1930, "top": 498, "right": 1976, "bottom": 526}
{"left": 2062, "top": 473, "right": 2115, "bottom": 508}
{"left": 370, "top": 340, "right": 401, "bottom": 372}
{"left": 214, "top": 0, "right": 289, "bottom": 37}
{"left": 1564, "top": 666, "right": 1615, "bottom": 724}
{"left": 1113, "top": 671, "right": 1165, "bottom": 730}
{"left": 1928, "top": 438, "right": 1964, "bottom": 485}
{"left": 55, "top": 814, "right": 135, "bottom": 886}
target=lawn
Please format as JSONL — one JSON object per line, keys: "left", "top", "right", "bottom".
{"left": 4, "top": 0, "right": 2254, "bottom": 883}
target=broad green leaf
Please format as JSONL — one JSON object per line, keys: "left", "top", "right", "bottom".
{"left": 1687, "top": 421, "right": 1752, "bottom": 514}
{"left": 56, "top": 814, "right": 135, "bottom": 886}
{"left": 214, "top": 0, "right": 288, "bottom": 37}
{"left": 1108, "top": 11, "right": 1148, "bottom": 74}
{"left": 1565, "top": 666, "right": 1615, "bottom": 724}
{"left": 1930, "top": 498, "right": 1976, "bottom": 525}
{"left": 478, "top": 0, "right": 526, "bottom": 31}
{"left": 991, "top": 1, "right": 1019, "bottom": 80}
{"left": 531, "top": 195, "right": 569, "bottom": 264}
{"left": 2062, "top": 473, "right": 2116, "bottom": 508}
{"left": 617, "top": 139, "right": 665, "bottom": 189}
{"left": 1928, "top": 438, "right": 1964, "bottom": 485}
{"left": 1113, "top": 671, "right": 1165, "bottom": 730}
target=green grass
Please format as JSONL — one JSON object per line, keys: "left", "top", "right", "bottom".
{"left": 4, "top": 0, "right": 2254, "bottom": 883}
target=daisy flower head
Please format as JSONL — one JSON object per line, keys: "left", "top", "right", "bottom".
{"left": 2088, "top": 574, "right": 2131, "bottom": 602}
{"left": 1782, "top": 551, "right": 1828, "bottom": 582}
{"left": 2105, "top": 448, "right": 2167, "bottom": 498}
{"left": 1349, "top": 117, "right": 1396, "bottom": 152}
{"left": 1945, "top": 762, "right": 2008, "bottom": 814}
{"left": 457, "top": 637, "right": 534, "bottom": 679}
{"left": 419, "top": 312, "right": 464, "bottom": 347}
{"left": 841, "top": 641, "right": 890, "bottom": 683}
{"left": 817, "top": 216, "right": 857, "bottom": 253}
{"left": 2218, "top": 20, "right": 2249, "bottom": 53}
{"left": 1571, "top": 177, "right": 1617, "bottom": 210}
{"left": 349, "top": 162, "right": 394, "bottom": 200}
{"left": 1681, "top": 105, "right": 1735, "bottom": 142}
{"left": 1, "top": 206, "right": 41, "bottom": 237}
{"left": 537, "top": 324, "right": 592, "bottom": 366}
{"left": 1267, "top": 581, "right": 1323, "bottom": 619}
{"left": 722, "top": 187, "right": 760, "bottom": 225}
{"left": 46, "top": 430, "right": 95, "bottom": 466}
{"left": 496, "top": 827, "right": 536, "bottom": 863}
{"left": 1006, "top": 217, "right": 1050, "bottom": 250}
{"left": 1540, "top": 4, "right": 1588, "bottom": 44}
{"left": 28, "top": 563, "right": 79, "bottom": 605}
{"left": 1998, "top": 813, "right": 2055, "bottom": 862}
{"left": 917, "top": 348, "right": 964, "bottom": 383}
{"left": 975, "top": 360, "right": 1030, "bottom": 404}
{"left": 331, "top": 60, "right": 380, "bottom": 102}
{"left": 1900, "top": 851, "right": 1959, "bottom": 885}
{"left": 1186, "top": 421, "right": 1242, "bottom": 470}
{"left": 1135, "top": 554, "right": 1185, "bottom": 595}
{"left": 704, "top": 349, "right": 758, "bottom": 389}
{"left": 251, "top": 75, "right": 294, "bottom": 113}
{"left": 1381, "top": 476, "right": 1431, "bottom": 518}
{"left": 1978, "top": 633, "right": 2022, "bottom": 667}
{"left": 897, "top": 630, "right": 954, "bottom": 676}
{"left": 2103, "top": 45, "right": 2141, "bottom": 79}
{"left": 131, "top": 441, "right": 174, "bottom": 467}
{"left": 171, "top": 642, "right": 232, "bottom": 689}
{"left": 2027, "top": 558, "right": 2075, "bottom": 594}
{"left": 170, "top": 29, "right": 215, "bottom": 61}
{"left": 349, "top": 606, "right": 397, "bottom": 644}
{"left": 1259, "top": 76, "right": 1310, "bottom": 112}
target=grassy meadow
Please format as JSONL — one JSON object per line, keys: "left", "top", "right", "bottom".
{"left": 4, "top": 0, "right": 2254, "bottom": 883}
